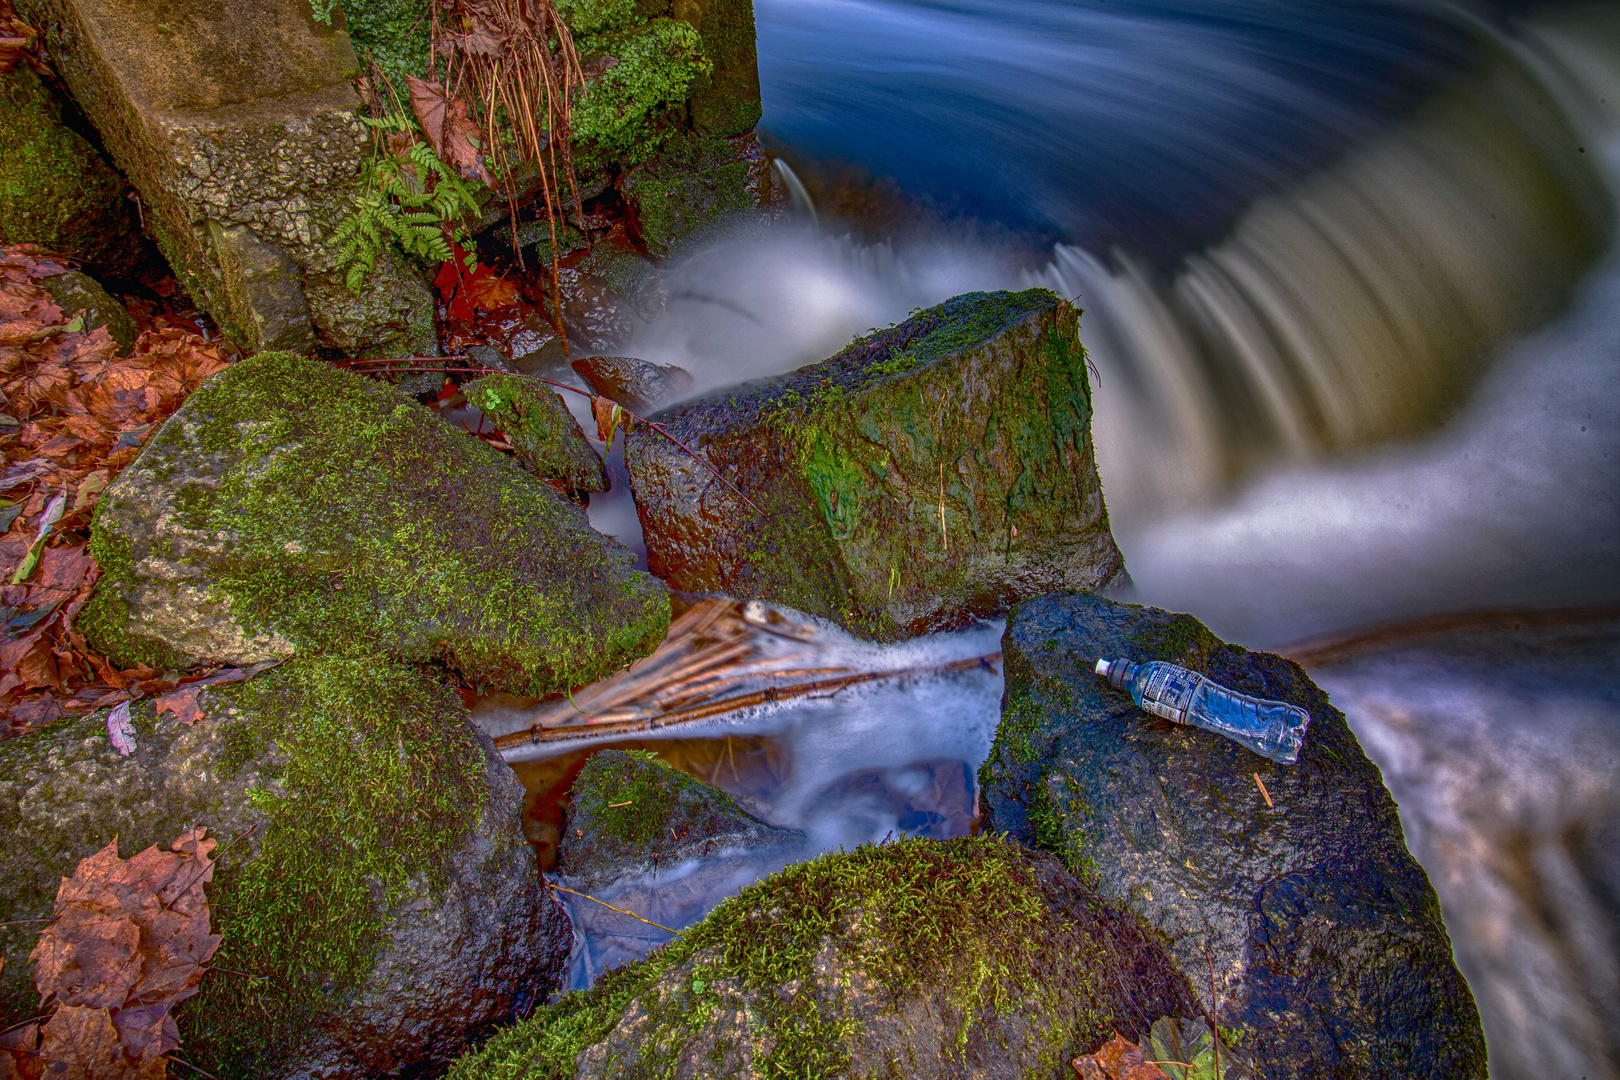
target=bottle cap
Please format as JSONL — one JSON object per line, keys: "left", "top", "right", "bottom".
{"left": 1094, "top": 658, "right": 1111, "bottom": 678}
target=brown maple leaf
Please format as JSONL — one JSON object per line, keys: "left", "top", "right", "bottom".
{"left": 406, "top": 75, "right": 494, "bottom": 185}
{"left": 30, "top": 829, "right": 223, "bottom": 1078}
{"left": 1071, "top": 1035, "right": 1170, "bottom": 1080}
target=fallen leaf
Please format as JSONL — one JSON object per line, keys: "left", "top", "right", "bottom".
{"left": 37, "top": 1006, "right": 123, "bottom": 1079}
{"left": 592, "top": 395, "right": 620, "bottom": 447}
{"left": 1071, "top": 1034, "right": 1170, "bottom": 1080}
{"left": 406, "top": 75, "right": 493, "bottom": 185}
{"left": 105, "top": 701, "right": 136, "bottom": 755}
{"left": 31, "top": 830, "right": 222, "bottom": 1077}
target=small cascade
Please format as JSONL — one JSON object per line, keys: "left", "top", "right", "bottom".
{"left": 1027, "top": 15, "right": 1614, "bottom": 524}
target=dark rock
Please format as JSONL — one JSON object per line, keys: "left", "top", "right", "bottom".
{"left": 206, "top": 219, "right": 315, "bottom": 354}
{"left": 980, "top": 592, "right": 1488, "bottom": 1077}
{"left": 0, "top": 656, "right": 571, "bottom": 1080}
{"left": 36, "top": 268, "right": 136, "bottom": 352}
{"left": 558, "top": 748, "right": 802, "bottom": 891}
{"left": 621, "top": 130, "right": 769, "bottom": 260}
{"left": 0, "top": 62, "right": 144, "bottom": 279}
{"left": 80, "top": 351, "right": 668, "bottom": 695}
{"left": 572, "top": 354, "right": 695, "bottom": 412}
{"left": 450, "top": 835, "right": 1200, "bottom": 1079}
{"left": 625, "top": 289, "right": 1125, "bottom": 641}
{"left": 462, "top": 372, "right": 609, "bottom": 493}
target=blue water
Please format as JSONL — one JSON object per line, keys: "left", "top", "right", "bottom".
{"left": 758, "top": 0, "right": 1479, "bottom": 256}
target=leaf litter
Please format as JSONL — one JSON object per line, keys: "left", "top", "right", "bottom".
{"left": 0, "top": 827, "right": 223, "bottom": 1079}
{"left": 0, "top": 245, "right": 233, "bottom": 739}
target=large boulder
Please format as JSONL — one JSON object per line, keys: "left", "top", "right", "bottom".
{"left": 979, "top": 592, "right": 1488, "bottom": 1077}
{"left": 0, "top": 61, "right": 145, "bottom": 279}
{"left": 0, "top": 656, "right": 572, "bottom": 1079}
{"left": 558, "top": 748, "right": 802, "bottom": 890}
{"left": 15, "top": 0, "right": 435, "bottom": 356}
{"left": 626, "top": 289, "right": 1126, "bottom": 640}
{"left": 449, "top": 835, "right": 1200, "bottom": 1080}
{"left": 81, "top": 351, "right": 669, "bottom": 695}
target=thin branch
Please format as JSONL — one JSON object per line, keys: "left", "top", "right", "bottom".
{"left": 546, "top": 881, "right": 678, "bottom": 934}
{"left": 496, "top": 652, "right": 1002, "bottom": 748}
{"left": 164, "top": 1055, "right": 223, "bottom": 1080}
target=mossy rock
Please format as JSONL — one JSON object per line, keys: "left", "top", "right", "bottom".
{"left": 620, "top": 129, "right": 766, "bottom": 260}
{"left": 448, "top": 835, "right": 1198, "bottom": 1079}
{"left": 625, "top": 289, "right": 1125, "bottom": 641}
{"left": 0, "top": 656, "right": 572, "bottom": 1079}
{"left": 81, "top": 351, "right": 669, "bottom": 694}
{"left": 0, "top": 63, "right": 144, "bottom": 279}
{"left": 558, "top": 749, "right": 802, "bottom": 890}
{"left": 980, "top": 592, "right": 1488, "bottom": 1077}
{"left": 463, "top": 373, "right": 609, "bottom": 494}
{"left": 37, "top": 267, "right": 137, "bottom": 352}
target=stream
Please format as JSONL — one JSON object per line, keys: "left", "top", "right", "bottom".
{"left": 480, "top": 3, "right": 1620, "bottom": 1076}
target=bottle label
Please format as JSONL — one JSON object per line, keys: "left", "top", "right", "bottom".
{"left": 1141, "top": 665, "right": 1199, "bottom": 724}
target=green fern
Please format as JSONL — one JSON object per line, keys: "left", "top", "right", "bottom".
{"left": 334, "top": 114, "right": 485, "bottom": 292}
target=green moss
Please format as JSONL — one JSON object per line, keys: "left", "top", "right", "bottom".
{"left": 0, "top": 65, "right": 141, "bottom": 277}
{"left": 336, "top": 0, "right": 432, "bottom": 89}
{"left": 571, "top": 748, "right": 706, "bottom": 845}
{"left": 463, "top": 373, "right": 608, "bottom": 492}
{"left": 88, "top": 352, "right": 669, "bottom": 695}
{"left": 449, "top": 835, "right": 1115, "bottom": 1079}
{"left": 571, "top": 19, "right": 711, "bottom": 163}
{"left": 177, "top": 656, "right": 486, "bottom": 1073}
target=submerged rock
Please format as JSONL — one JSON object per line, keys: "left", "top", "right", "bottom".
{"left": 81, "top": 352, "right": 669, "bottom": 695}
{"left": 626, "top": 289, "right": 1125, "bottom": 640}
{"left": 558, "top": 749, "right": 802, "bottom": 891}
{"left": 979, "top": 592, "right": 1488, "bottom": 1077}
{"left": 0, "top": 656, "right": 571, "bottom": 1079}
{"left": 463, "top": 373, "right": 609, "bottom": 494}
{"left": 572, "top": 354, "right": 695, "bottom": 412}
{"left": 450, "top": 835, "right": 1199, "bottom": 1080}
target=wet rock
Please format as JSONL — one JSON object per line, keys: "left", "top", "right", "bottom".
{"left": 462, "top": 372, "right": 609, "bottom": 493}
{"left": 622, "top": 130, "right": 770, "bottom": 260}
{"left": 80, "top": 351, "right": 668, "bottom": 695}
{"left": 558, "top": 749, "right": 802, "bottom": 891}
{"left": 572, "top": 354, "right": 695, "bottom": 412}
{"left": 979, "top": 592, "right": 1488, "bottom": 1077}
{"left": 36, "top": 268, "right": 136, "bottom": 352}
{"left": 16, "top": 0, "right": 438, "bottom": 357}
{"left": 0, "top": 656, "right": 571, "bottom": 1080}
{"left": 0, "top": 62, "right": 144, "bottom": 279}
{"left": 450, "top": 835, "right": 1200, "bottom": 1080}
{"left": 626, "top": 289, "right": 1125, "bottom": 641}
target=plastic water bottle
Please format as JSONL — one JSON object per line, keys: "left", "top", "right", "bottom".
{"left": 1094, "top": 657, "right": 1310, "bottom": 764}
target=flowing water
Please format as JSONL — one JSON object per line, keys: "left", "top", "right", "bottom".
{"left": 505, "top": 3, "right": 1620, "bottom": 1074}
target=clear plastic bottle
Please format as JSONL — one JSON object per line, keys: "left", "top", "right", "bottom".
{"left": 1094, "top": 657, "right": 1310, "bottom": 764}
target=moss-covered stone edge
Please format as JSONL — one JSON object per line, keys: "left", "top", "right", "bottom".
{"left": 681, "top": 288, "right": 1100, "bottom": 639}
{"left": 83, "top": 352, "right": 667, "bottom": 695}
{"left": 0, "top": 655, "right": 489, "bottom": 1076}
{"left": 180, "top": 655, "right": 489, "bottom": 1075}
{"left": 447, "top": 834, "right": 1133, "bottom": 1079}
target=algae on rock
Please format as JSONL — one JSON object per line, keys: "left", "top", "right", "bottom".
{"left": 626, "top": 289, "right": 1126, "bottom": 640}
{"left": 449, "top": 835, "right": 1197, "bottom": 1080}
{"left": 82, "top": 351, "right": 669, "bottom": 695}
{"left": 0, "top": 655, "right": 572, "bottom": 1080}
{"left": 558, "top": 748, "right": 802, "bottom": 890}
{"left": 980, "top": 592, "right": 1488, "bottom": 1078}
{"left": 463, "top": 372, "right": 609, "bottom": 494}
